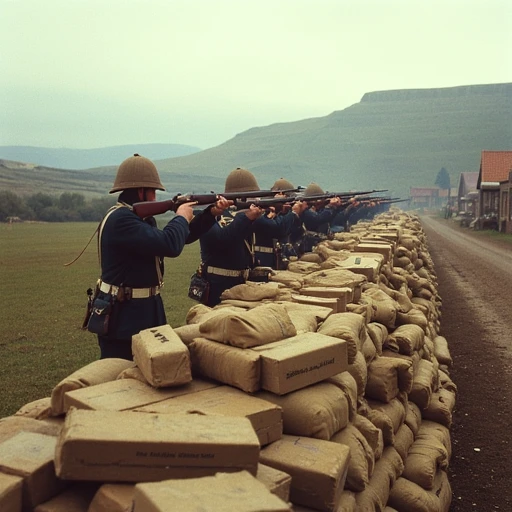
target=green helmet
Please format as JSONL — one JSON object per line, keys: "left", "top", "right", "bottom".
{"left": 110, "top": 154, "right": 165, "bottom": 194}
{"left": 224, "top": 167, "right": 260, "bottom": 193}
{"left": 304, "top": 182, "right": 324, "bottom": 196}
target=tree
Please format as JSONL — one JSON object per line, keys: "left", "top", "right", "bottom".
{"left": 435, "top": 167, "right": 451, "bottom": 189}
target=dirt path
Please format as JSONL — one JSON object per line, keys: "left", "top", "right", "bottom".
{"left": 419, "top": 216, "right": 512, "bottom": 511}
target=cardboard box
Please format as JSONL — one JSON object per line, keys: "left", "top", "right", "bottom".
{"left": 0, "top": 472, "right": 23, "bottom": 512}
{"left": 0, "top": 431, "right": 65, "bottom": 511}
{"left": 33, "top": 483, "right": 99, "bottom": 511}
{"left": 354, "top": 242, "right": 393, "bottom": 263}
{"left": 334, "top": 253, "right": 384, "bottom": 283}
{"left": 132, "top": 324, "right": 192, "bottom": 387}
{"left": 135, "top": 385, "right": 282, "bottom": 446}
{"left": 0, "top": 416, "right": 62, "bottom": 443}
{"left": 63, "top": 377, "right": 218, "bottom": 412}
{"left": 189, "top": 337, "right": 261, "bottom": 393}
{"left": 55, "top": 408, "right": 260, "bottom": 482}
{"left": 250, "top": 332, "right": 348, "bottom": 395}
{"left": 291, "top": 295, "right": 340, "bottom": 313}
{"left": 132, "top": 471, "right": 291, "bottom": 512}
{"left": 299, "top": 286, "right": 353, "bottom": 306}
{"left": 256, "top": 463, "right": 292, "bottom": 503}
{"left": 259, "top": 435, "right": 351, "bottom": 512}
{"left": 87, "top": 483, "right": 135, "bottom": 512}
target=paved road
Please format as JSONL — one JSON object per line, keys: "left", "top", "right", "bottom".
{"left": 419, "top": 216, "right": 512, "bottom": 511}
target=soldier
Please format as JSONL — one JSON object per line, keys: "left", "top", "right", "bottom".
{"left": 301, "top": 182, "right": 342, "bottom": 251}
{"left": 89, "top": 153, "right": 229, "bottom": 360}
{"left": 199, "top": 168, "right": 304, "bottom": 304}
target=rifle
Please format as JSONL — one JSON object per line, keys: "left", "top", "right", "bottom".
{"left": 132, "top": 188, "right": 302, "bottom": 218}
{"left": 233, "top": 190, "right": 389, "bottom": 211}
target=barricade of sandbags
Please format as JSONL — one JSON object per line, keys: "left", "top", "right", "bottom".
{"left": 1, "top": 209, "right": 458, "bottom": 512}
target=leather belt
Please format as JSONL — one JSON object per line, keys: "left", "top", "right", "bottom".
{"left": 254, "top": 245, "right": 274, "bottom": 254}
{"left": 99, "top": 281, "right": 161, "bottom": 299}
{"left": 206, "top": 266, "right": 250, "bottom": 279}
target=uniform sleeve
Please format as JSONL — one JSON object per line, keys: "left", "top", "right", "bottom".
{"left": 254, "top": 211, "right": 300, "bottom": 238}
{"left": 186, "top": 206, "right": 217, "bottom": 243}
{"left": 199, "top": 212, "right": 253, "bottom": 244}
{"left": 107, "top": 208, "right": 190, "bottom": 258}
{"left": 302, "top": 207, "right": 336, "bottom": 230}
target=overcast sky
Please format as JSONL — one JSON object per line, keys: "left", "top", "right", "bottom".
{"left": 1, "top": 0, "right": 511, "bottom": 150}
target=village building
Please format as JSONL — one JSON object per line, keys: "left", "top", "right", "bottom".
{"left": 476, "top": 150, "right": 512, "bottom": 231}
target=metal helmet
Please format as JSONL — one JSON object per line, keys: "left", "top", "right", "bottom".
{"left": 110, "top": 153, "right": 165, "bottom": 194}
{"left": 271, "top": 178, "right": 295, "bottom": 191}
{"left": 304, "top": 182, "right": 324, "bottom": 196}
{"left": 224, "top": 167, "right": 259, "bottom": 193}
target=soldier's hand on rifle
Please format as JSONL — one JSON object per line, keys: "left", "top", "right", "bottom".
{"left": 292, "top": 200, "right": 307, "bottom": 215}
{"left": 176, "top": 201, "right": 197, "bottom": 223}
{"left": 327, "top": 197, "right": 342, "bottom": 208}
{"left": 245, "top": 203, "right": 264, "bottom": 221}
{"left": 211, "top": 196, "right": 232, "bottom": 216}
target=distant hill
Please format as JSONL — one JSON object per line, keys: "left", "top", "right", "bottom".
{"left": 154, "top": 83, "right": 512, "bottom": 200}
{"left": 0, "top": 143, "right": 201, "bottom": 170}
{"left": 2, "top": 83, "right": 511, "bottom": 200}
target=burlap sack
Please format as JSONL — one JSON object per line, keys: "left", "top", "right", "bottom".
{"left": 402, "top": 433, "right": 449, "bottom": 490}
{"left": 286, "top": 260, "right": 322, "bottom": 274}
{"left": 409, "top": 359, "right": 438, "bottom": 410}
{"left": 385, "top": 324, "right": 425, "bottom": 355}
{"left": 317, "top": 312, "right": 367, "bottom": 364}
{"left": 346, "top": 302, "right": 373, "bottom": 323}
{"left": 367, "top": 398, "right": 406, "bottom": 447}
{"left": 315, "top": 244, "right": 351, "bottom": 262}
{"left": 337, "top": 490, "right": 357, "bottom": 512}
{"left": 302, "top": 268, "right": 367, "bottom": 289}
{"left": 433, "top": 336, "right": 453, "bottom": 367}
{"left": 255, "top": 382, "right": 350, "bottom": 440}
{"left": 0, "top": 415, "right": 62, "bottom": 443}
{"left": 185, "top": 303, "right": 213, "bottom": 324}
{"left": 420, "top": 420, "right": 452, "bottom": 460}
{"left": 199, "top": 303, "right": 296, "bottom": 348}
{"left": 14, "top": 397, "right": 52, "bottom": 420}
{"left": 396, "top": 307, "right": 428, "bottom": 330}
{"left": 351, "top": 414, "right": 384, "bottom": 461}
{"left": 366, "top": 322, "right": 388, "bottom": 355}
{"left": 393, "top": 423, "right": 415, "bottom": 463}
{"left": 220, "top": 281, "right": 282, "bottom": 301}
{"left": 173, "top": 323, "right": 201, "bottom": 346}
{"left": 382, "top": 349, "right": 421, "bottom": 375}
{"left": 269, "top": 270, "right": 305, "bottom": 290}
{"left": 421, "top": 388, "right": 456, "bottom": 428}
{"left": 361, "top": 334, "right": 378, "bottom": 364}
{"left": 326, "top": 371, "right": 358, "bottom": 419}
{"left": 365, "top": 357, "right": 413, "bottom": 403}
{"left": 188, "top": 337, "right": 261, "bottom": 393}
{"left": 404, "top": 401, "right": 422, "bottom": 437}
{"left": 377, "top": 283, "right": 415, "bottom": 313}
{"left": 355, "top": 447, "right": 404, "bottom": 512}
{"left": 116, "top": 364, "right": 149, "bottom": 384}
{"left": 388, "top": 470, "right": 452, "bottom": 512}
{"left": 360, "top": 288, "right": 398, "bottom": 329}
{"left": 299, "top": 252, "right": 323, "bottom": 263}
{"left": 346, "top": 351, "right": 368, "bottom": 397}
{"left": 50, "top": 359, "right": 134, "bottom": 416}
{"left": 438, "top": 369, "right": 457, "bottom": 394}
{"left": 331, "top": 423, "right": 375, "bottom": 492}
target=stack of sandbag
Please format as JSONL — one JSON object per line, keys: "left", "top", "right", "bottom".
{"left": 0, "top": 208, "right": 457, "bottom": 512}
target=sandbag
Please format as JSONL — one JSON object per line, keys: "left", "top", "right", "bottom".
{"left": 50, "top": 358, "right": 134, "bottom": 416}
{"left": 385, "top": 324, "right": 425, "bottom": 355}
{"left": 421, "top": 388, "right": 456, "bottom": 428}
{"left": 326, "top": 371, "right": 358, "bottom": 419}
{"left": 331, "top": 423, "right": 375, "bottom": 492}
{"left": 366, "top": 357, "right": 413, "bottom": 403}
{"left": 346, "top": 351, "right": 368, "bottom": 397}
{"left": 388, "top": 470, "right": 452, "bottom": 512}
{"left": 256, "top": 382, "right": 350, "bottom": 440}
{"left": 433, "top": 336, "right": 453, "bottom": 367}
{"left": 317, "top": 312, "right": 367, "bottom": 364}
{"left": 199, "top": 303, "right": 296, "bottom": 348}
{"left": 366, "top": 322, "right": 388, "bottom": 355}
{"left": 220, "top": 281, "right": 282, "bottom": 301}
{"left": 409, "top": 359, "right": 438, "bottom": 410}
{"left": 352, "top": 414, "right": 384, "bottom": 461}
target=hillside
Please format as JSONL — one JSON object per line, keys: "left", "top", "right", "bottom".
{"left": 154, "top": 83, "right": 512, "bottom": 199}
{"left": 0, "top": 143, "right": 201, "bottom": 171}
{"left": 2, "top": 83, "right": 511, "bottom": 200}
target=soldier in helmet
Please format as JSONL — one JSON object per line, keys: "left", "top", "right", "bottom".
{"left": 301, "top": 182, "right": 342, "bottom": 251}
{"left": 90, "top": 153, "right": 229, "bottom": 360}
{"left": 199, "top": 168, "right": 303, "bottom": 304}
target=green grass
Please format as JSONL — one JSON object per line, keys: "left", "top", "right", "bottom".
{"left": 0, "top": 222, "right": 201, "bottom": 418}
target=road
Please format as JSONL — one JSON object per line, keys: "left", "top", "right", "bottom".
{"left": 419, "top": 216, "right": 512, "bottom": 511}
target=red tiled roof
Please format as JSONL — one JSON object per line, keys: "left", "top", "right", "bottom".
{"left": 480, "top": 151, "right": 512, "bottom": 183}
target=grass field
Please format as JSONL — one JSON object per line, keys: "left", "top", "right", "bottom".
{"left": 0, "top": 221, "right": 201, "bottom": 419}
